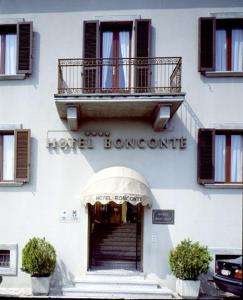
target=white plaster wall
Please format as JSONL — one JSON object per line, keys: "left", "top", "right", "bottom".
{"left": 0, "top": 0, "right": 242, "bottom": 292}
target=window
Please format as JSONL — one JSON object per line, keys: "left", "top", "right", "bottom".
{"left": 100, "top": 22, "right": 132, "bottom": 91}
{"left": 0, "top": 129, "right": 31, "bottom": 183}
{"left": 0, "top": 25, "right": 17, "bottom": 75}
{"left": 199, "top": 17, "right": 243, "bottom": 75}
{"left": 0, "top": 22, "right": 33, "bottom": 77}
{"left": 83, "top": 19, "right": 151, "bottom": 93}
{"left": 198, "top": 129, "right": 243, "bottom": 185}
{"left": 0, "top": 244, "right": 17, "bottom": 276}
{"left": 0, "top": 250, "right": 10, "bottom": 268}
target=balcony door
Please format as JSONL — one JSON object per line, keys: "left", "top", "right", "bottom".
{"left": 83, "top": 20, "right": 150, "bottom": 93}
{"left": 101, "top": 24, "right": 131, "bottom": 92}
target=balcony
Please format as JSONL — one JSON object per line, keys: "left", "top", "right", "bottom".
{"left": 54, "top": 57, "right": 185, "bottom": 131}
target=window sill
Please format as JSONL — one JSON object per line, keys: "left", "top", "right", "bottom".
{"left": 204, "top": 183, "right": 243, "bottom": 189}
{"left": 204, "top": 71, "right": 243, "bottom": 78}
{"left": 0, "top": 182, "right": 24, "bottom": 187}
{"left": 0, "top": 74, "right": 26, "bottom": 80}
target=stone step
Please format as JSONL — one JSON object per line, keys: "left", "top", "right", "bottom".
{"left": 92, "top": 253, "right": 140, "bottom": 260}
{"left": 94, "top": 223, "right": 137, "bottom": 228}
{"left": 73, "top": 276, "right": 159, "bottom": 289}
{"left": 91, "top": 260, "right": 140, "bottom": 269}
{"left": 62, "top": 286, "right": 174, "bottom": 299}
{"left": 95, "top": 244, "right": 140, "bottom": 251}
{"left": 99, "top": 239, "right": 139, "bottom": 246}
{"left": 93, "top": 238, "right": 138, "bottom": 244}
{"left": 94, "top": 226, "right": 137, "bottom": 232}
{"left": 93, "top": 232, "right": 138, "bottom": 237}
{"left": 86, "top": 270, "right": 144, "bottom": 277}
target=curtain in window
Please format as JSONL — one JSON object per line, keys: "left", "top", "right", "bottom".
{"left": 215, "top": 135, "right": 226, "bottom": 182}
{"left": 216, "top": 30, "right": 227, "bottom": 71}
{"left": 3, "top": 135, "right": 15, "bottom": 181}
{"left": 102, "top": 32, "right": 113, "bottom": 89}
{"left": 119, "top": 31, "right": 129, "bottom": 89}
{"left": 232, "top": 29, "right": 243, "bottom": 72}
{"left": 5, "top": 34, "right": 16, "bottom": 75}
{"left": 231, "top": 135, "right": 243, "bottom": 182}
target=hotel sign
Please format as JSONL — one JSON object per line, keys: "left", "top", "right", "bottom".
{"left": 152, "top": 210, "right": 175, "bottom": 224}
{"left": 46, "top": 131, "right": 187, "bottom": 150}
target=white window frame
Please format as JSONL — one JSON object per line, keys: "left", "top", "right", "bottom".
{"left": 0, "top": 124, "right": 24, "bottom": 186}
{"left": 0, "top": 244, "right": 18, "bottom": 276}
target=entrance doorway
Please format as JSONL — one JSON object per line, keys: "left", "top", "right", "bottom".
{"left": 89, "top": 202, "right": 143, "bottom": 271}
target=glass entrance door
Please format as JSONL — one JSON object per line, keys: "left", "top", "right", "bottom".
{"left": 89, "top": 202, "right": 142, "bottom": 270}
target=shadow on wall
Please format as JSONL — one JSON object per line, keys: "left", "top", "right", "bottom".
{"left": 48, "top": 101, "right": 200, "bottom": 191}
{"left": 200, "top": 272, "right": 226, "bottom": 298}
{"left": 50, "top": 260, "right": 74, "bottom": 294}
{"left": 143, "top": 195, "right": 173, "bottom": 281}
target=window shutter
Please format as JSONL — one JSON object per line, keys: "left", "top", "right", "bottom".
{"left": 14, "top": 129, "right": 31, "bottom": 182}
{"left": 0, "top": 135, "right": 3, "bottom": 181}
{"left": 198, "top": 129, "right": 215, "bottom": 184}
{"left": 135, "top": 19, "right": 151, "bottom": 92}
{"left": 16, "top": 22, "right": 33, "bottom": 74}
{"left": 198, "top": 17, "right": 216, "bottom": 72}
{"left": 83, "top": 21, "right": 99, "bottom": 93}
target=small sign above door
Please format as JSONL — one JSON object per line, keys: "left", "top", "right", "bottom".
{"left": 152, "top": 209, "right": 175, "bottom": 224}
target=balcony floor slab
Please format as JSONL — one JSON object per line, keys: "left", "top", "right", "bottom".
{"left": 54, "top": 93, "right": 185, "bottom": 123}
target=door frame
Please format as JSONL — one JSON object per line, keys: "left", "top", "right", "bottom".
{"left": 87, "top": 202, "right": 144, "bottom": 271}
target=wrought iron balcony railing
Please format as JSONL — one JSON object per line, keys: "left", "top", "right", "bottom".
{"left": 57, "top": 57, "right": 182, "bottom": 95}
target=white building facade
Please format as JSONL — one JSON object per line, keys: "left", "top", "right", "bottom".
{"left": 0, "top": 0, "right": 242, "bottom": 297}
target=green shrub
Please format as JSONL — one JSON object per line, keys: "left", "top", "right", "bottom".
{"left": 169, "top": 239, "right": 212, "bottom": 280}
{"left": 21, "top": 237, "right": 56, "bottom": 277}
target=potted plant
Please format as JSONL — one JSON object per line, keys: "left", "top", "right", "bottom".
{"left": 169, "top": 238, "right": 212, "bottom": 298}
{"left": 21, "top": 237, "right": 56, "bottom": 296}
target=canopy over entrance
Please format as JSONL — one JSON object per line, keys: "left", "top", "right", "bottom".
{"left": 82, "top": 166, "right": 152, "bottom": 206}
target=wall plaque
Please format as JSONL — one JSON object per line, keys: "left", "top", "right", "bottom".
{"left": 152, "top": 209, "right": 175, "bottom": 224}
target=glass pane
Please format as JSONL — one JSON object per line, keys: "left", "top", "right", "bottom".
{"left": 3, "top": 135, "right": 15, "bottom": 181}
{"left": 0, "top": 250, "right": 10, "bottom": 268}
{"left": 102, "top": 32, "right": 113, "bottom": 89}
{"left": 5, "top": 34, "right": 16, "bottom": 75}
{"left": 216, "top": 30, "right": 227, "bottom": 71}
{"left": 232, "top": 29, "right": 243, "bottom": 72}
{"left": 118, "top": 31, "right": 130, "bottom": 89}
{"left": 215, "top": 135, "right": 226, "bottom": 182}
{"left": 0, "top": 35, "right": 3, "bottom": 74}
{"left": 231, "top": 135, "right": 243, "bottom": 182}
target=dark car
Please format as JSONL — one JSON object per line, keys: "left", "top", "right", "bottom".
{"left": 213, "top": 256, "right": 242, "bottom": 297}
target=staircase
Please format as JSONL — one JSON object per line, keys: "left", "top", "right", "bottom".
{"left": 62, "top": 271, "right": 176, "bottom": 299}
{"left": 90, "top": 223, "right": 141, "bottom": 270}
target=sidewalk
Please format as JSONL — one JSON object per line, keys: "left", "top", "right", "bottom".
{"left": 0, "top": 288, "right": 240, "bottom": 299}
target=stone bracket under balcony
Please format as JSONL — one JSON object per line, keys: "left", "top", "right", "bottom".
{"left": 54, "top": 93, "right": 185, "bottom": 131}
